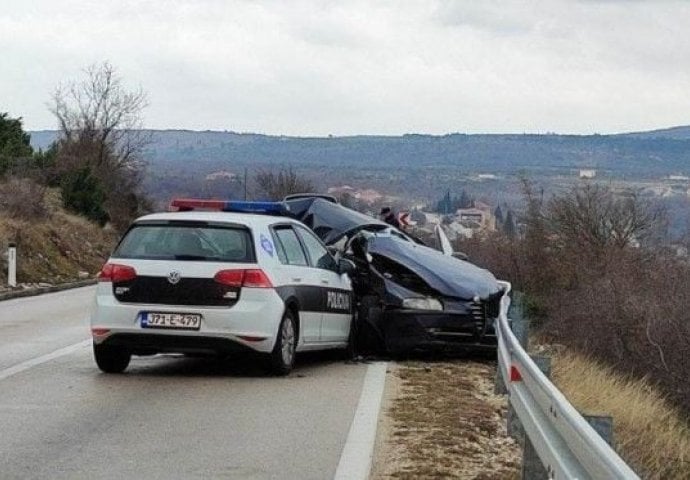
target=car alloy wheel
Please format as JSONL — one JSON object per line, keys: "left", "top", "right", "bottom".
{"left": 268, "top": 310, "right": 297, "bottom": 376}
{"left": 281, "top": 315, "right": 296, "bottom": 366}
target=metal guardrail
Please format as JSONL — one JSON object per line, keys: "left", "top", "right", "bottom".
{"left": 496, "top": 281, "right": 640, "bottom": 479}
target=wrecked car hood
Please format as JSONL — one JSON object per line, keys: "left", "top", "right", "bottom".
{"left": 284, "top": 197, "right": 501, "bottom": 300}
{"left": 367, "top": 236, "right": 502, "bottom": 300}
{"left": 284, "top": 198, "right": 388, "bottom": 245}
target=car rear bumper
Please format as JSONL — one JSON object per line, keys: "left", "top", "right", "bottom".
{"left": 90, "top": 283, "right": 285, "bottom": 354}
{"left": 99, "top": 333, "right": 257, "bottom": 356}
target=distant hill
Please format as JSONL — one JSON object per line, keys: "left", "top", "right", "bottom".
{"left": 28, "top": 130, "right": 58, "bottom": 151}
{"left": 29, "top": 126, "right": 690, "bottom": 178}
{"left": 617, "top": 125, "right": 690, "bottom": 140}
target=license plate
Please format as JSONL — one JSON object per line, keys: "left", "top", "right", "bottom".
{"left": 141, "top": 312, "right": 202, "bottom": 330}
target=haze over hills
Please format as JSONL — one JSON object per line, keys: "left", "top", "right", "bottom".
{"left": 29, "top": 125, "right": 690, "bottom": 179}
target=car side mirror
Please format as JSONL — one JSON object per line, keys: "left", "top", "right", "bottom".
{"left": 338, "top": 258, "right": 357, "bottom": 276}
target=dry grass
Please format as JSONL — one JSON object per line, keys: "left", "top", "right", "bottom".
{"left": 550, "top": 349, "right": 690, "bottom": 479}
{"left": 0, "top": 188, "right": 115, "bottom": 285}
{"left": 373, "top": 360, "right": 520, "bottom": 480}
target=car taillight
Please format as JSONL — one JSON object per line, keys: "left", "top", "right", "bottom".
{"left": 243, "top": 269, "right": 273, "bottom": 288}
{"left": 98, "top": 263, "right": 137, "bottom": 283}
{"left": 214, "top": 269, "right": 273, "bottom": 288}
{"left": 214, "top": 269, "right": 245, "bottom": 288}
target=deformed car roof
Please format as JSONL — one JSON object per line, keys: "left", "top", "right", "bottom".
{"left": 284, "top": 197, "right": 389, "bottom": 245}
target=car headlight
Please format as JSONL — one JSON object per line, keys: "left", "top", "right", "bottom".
{"left": 402, "top": 297, "right": 443, "bottom": 311}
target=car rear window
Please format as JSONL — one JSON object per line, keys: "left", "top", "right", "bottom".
{"left": 112, "top": 223, "right": 255, "bottom": 262}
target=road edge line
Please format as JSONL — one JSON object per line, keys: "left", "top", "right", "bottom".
{"left": 0, "top": 339, "right": 91, "bottom": 382}
{"left": 334, "top": 361, "right": 388, "bottom": 480}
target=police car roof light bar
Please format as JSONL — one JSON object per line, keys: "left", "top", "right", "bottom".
{"left": 170, "top": 198, "right": 285, "bottom": 215}
{"left": 170, "top": 199, "right": 226, "bottom": 211}
{"left": 222, "top": 201, "right": 284, "bottom": 214}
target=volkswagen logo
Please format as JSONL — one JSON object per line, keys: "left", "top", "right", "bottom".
{"left": 167, "top": 270, "right": 182, "bottom": 285}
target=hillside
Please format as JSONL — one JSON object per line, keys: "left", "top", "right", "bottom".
{"left": 0, "top": 188, "right": 115, "bottom": 288}
{"left": 30, "top": 127, "right": 690, "bottom": 179}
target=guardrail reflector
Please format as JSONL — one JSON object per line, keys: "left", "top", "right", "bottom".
{"left": 510, "top": 365, "right": 522, "bottom": 382}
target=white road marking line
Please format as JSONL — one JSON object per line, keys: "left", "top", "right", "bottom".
{"left": 334, "top": 361, "right": 388, "bottom": 480}
{"left": 0, "top": 339, "right": 90, "bottom": 382}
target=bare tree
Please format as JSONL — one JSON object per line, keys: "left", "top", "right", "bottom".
{"left": 50, "top": 62, "right": 151, "bottom": 230}
{"left": 547, "top": 184, "right": 664, "bottom": 251}
{"left": 254, "top": 167, "right": 315, "bottom": 200}
{"left": 51, "top": 62, "right": 149, "bottom": 170}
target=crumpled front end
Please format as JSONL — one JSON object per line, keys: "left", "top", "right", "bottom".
{"left": 375, "top": 291, "right": 504, "bottom": 354}
{"left": 350, "top": 235, "right": 505, "bottom": 355}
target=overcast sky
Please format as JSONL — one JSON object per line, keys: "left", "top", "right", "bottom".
{"left": 2, "top": 0, "right": 690, "bottom": 136}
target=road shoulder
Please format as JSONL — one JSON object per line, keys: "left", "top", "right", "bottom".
{"left": 371, "top": 359, "right": 521, "bottom": 479}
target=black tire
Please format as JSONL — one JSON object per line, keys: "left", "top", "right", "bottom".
{"left": 93, "top": 343, "right": 131, "bottom": 373}
{"left": 268, "top": 309, "right": 297, "bottom": 376}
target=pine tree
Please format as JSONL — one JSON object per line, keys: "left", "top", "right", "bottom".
{"left": 494, "top": 204, "right": 504, "bottom": 226}
{"left": 504, "top": 210, "right": 516, "bottom": 239}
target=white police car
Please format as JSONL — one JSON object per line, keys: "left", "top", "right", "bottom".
{"left": 90, "top": 199, "right": 354, "bottom": 375}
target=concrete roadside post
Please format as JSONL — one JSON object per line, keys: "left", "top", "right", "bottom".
{"left": 7, "top": 242, "right": 17, "bottom": 288}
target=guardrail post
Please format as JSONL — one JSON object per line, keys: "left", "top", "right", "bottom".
{"left": 496, "top": 291, "right": 528, "bottom": 395}
{"left": 520, "top": 355, "right": 552, "bottom": 480}
{"left": 510, "top": 291, "right": 529, "bottom": 350}
{"left": 494, "top": 367, "right": 507, "bottom": 394}
{"left": 522, "top": 437, "right": 549, "bottom": 480}
{"left": 7, "top": 242, "right": 17, "bottom": 288}
{"left": 508, "top": 355, "right": 552, "bottom": 441}
{"left": 584, "top": 415, "right": 614, "bottom": 446}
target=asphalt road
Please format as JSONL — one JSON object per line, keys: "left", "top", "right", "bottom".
{"left": 0, "top": 287, "right": 368, "bottom": 480}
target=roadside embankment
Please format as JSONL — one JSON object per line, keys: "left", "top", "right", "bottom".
{"left": 0, "top": 189, "right": 115, "bottom": 292}
{"left": 548, "top": 347, "right": 690, "bottom": 479}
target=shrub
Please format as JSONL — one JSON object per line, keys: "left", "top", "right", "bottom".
{"left": 457, "top": 183, "right": 690, "bottom": 416}
{"left": 0, "top": 177, "right": 49, "bottom": 220}
{"left": 59, "top": 167, "right": 109, "bottom": 225}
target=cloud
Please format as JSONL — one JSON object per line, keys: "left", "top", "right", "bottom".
{"left": 1, "top": 0, "right": 690, "bottom": 135}
{"left": 433, "top": 1, "right": 536, "bottom": 35}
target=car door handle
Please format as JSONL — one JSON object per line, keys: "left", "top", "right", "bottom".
{"left": 292, "top": 277, "right": 302, "bottom": 283}
{"left": 321, "top": 279, "right": 329, "bottom": 285}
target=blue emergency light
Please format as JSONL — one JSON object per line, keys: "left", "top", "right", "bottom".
{"left": 170, "top": 198, "right": 286, "bottom": 215}
{"left": 223, "top": 201, "right": 284, "bottom": 214}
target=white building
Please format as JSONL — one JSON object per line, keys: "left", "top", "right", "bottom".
{"left": 579, "top": 169, "right": 596, "bottom": 179}
{"left": 476, "top": 173, "right": 497, "bottom": 180}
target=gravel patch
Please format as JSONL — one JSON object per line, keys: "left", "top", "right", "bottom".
{"left": 372, "top": 360, "right": 520, "bottom": 479}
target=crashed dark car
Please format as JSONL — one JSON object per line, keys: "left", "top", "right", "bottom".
{"left": 284, "top": 197, "right": 505, "bottom": 355}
